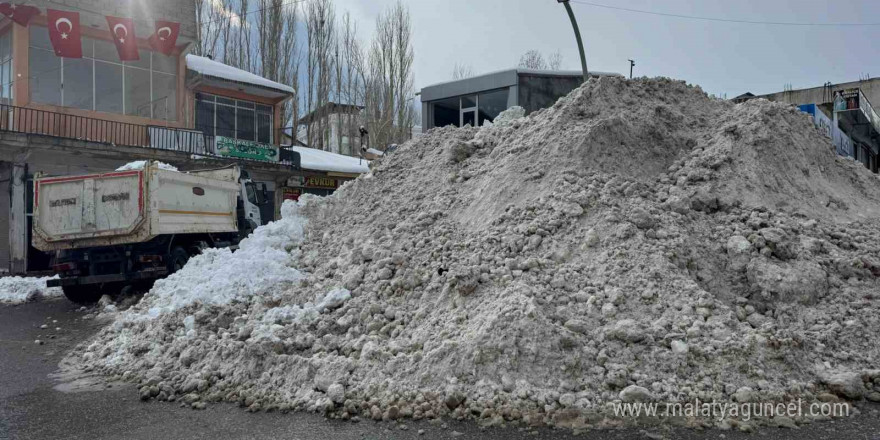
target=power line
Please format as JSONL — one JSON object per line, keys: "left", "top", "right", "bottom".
{"left": 569, "top": 1, "right": 880, "bottom": 27}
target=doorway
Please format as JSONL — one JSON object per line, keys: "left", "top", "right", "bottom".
{"left": 461, "top": 95, "right": 477, "bottom": 127}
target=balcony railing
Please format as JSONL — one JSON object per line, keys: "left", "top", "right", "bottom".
{"left": 0, "top": 104, "right": 297, "bottom": 167}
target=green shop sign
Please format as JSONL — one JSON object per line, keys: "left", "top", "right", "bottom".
{"left": 216, "top": 136, "right": 279, "bottom": 162}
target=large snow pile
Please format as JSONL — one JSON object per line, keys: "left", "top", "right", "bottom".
{"left": 0, "top": 276, "right": 62, "bottom": 304}
{"left": 70, "top": 78, "right": 880, "bottom": 430}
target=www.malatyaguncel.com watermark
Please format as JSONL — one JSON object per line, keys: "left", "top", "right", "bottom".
{"left": 612, "top": 399, "right": 850, "bottom": 421}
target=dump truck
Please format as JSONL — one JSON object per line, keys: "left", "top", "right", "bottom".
{"left": 32, "top": 161, "right": 271, "bottom": 304}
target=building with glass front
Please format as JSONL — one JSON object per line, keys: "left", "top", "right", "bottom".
{"left": 419, "top": 68, "right": 621, "bottom": 132}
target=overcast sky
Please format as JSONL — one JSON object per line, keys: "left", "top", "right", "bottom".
{"left": 333, "top": 0, "right": 880, "bottom": 98}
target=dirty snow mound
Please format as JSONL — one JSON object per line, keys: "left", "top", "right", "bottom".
{"left": 0, "top": 276, "right": 62, "bottom": 304}
{"left": 71, "top": 77, "right": 880, "bottom": 430}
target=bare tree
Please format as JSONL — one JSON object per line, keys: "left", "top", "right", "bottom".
{"left": 340, "top": 12, "right": 365, "bottom": 156}
{"left": 256, "top": 0, "right": 301, "bottom": 135}
{"left": 518, "top": 50, "right": 547, "bottom": 70}
{"left": 194, "top": 0, "right": 232, "bottom": 59}
{"left": 548, "top": 51, "right": 563, "bottom": 70}
{"left": 452, "top": 63, "right": 474, "bottom": 80}
{"left": 363, "top": 1, "right": 415, "bottom": 150}
{"left": 305, "top": 0, "right": 336, "bottom": 150}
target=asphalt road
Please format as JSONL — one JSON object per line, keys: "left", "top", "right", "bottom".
{"left": 1, "top": 299, "right": 879, "bottom": 440}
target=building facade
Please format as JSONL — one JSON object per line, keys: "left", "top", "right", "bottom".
{"left": 751, "top": 78, "right": 880, "bottom": 174}
{"left": 419, "top": 68, "right": 621, "bottom": 132}
{"left": 0, "top": 1, "right": 364, "bottom": 274}
{"left": 294, "top": 102, "right": 365, "bottom": 157}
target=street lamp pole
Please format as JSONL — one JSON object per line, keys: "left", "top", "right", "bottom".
{"left": 557, "top": 0, "right": 589, "bottom": 82}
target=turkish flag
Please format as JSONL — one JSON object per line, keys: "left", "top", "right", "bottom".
{"left": 0, "top": 3, "right": 40, "bottom": 27}
{"left": 46, "top": 9, "right": 81, "bottom": 58}
{"left": 148, "top": 21, "right": 180, "bottom": 56}
{"left": 106, "top": 16, "right": 139, "bottom": 61}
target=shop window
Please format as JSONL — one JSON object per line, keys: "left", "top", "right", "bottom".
{"left": 432, "top": 97, "right": 459, "bottom": 128}
{"left": 461, "top": 95, "right": 476, "bottom": 108}
{"left": 431, "top": 88, "right": 511, "bottom": 129}
{"left": 478, "top": 89, "right": 509, "bottom": 126}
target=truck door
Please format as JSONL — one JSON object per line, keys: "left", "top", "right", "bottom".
{"left": 242, "top": 181, "right": 263, "bottom": 228}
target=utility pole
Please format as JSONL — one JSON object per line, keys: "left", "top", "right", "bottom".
{"left": 557, "top": 0, "right": 589, "bottom": 82}
{"left": 628, "top": 59, "right": 635, "bottom": 79}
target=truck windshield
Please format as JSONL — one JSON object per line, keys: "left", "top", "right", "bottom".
{"left": 245, "top": 182, "right": 259, "bottom": 205}
{"left": 245, "top": 182, "right": 266, "bottom": 205}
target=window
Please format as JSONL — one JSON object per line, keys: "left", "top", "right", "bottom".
{"left": 0, "top": 30, "right": 12, "bottom": 102}
{"left": 95, "top": 61, "right": 123, "bottom": 113}
{"left": 195, "top": 92, "right": 275, "bottom": 144}
{"left": 478, "top": 89, "right": 509, "bottom": 126}
{"left": 28, "top": 27, "right": 178, "bottom": 120}
{"left": 432, "top": 97, "right": 460, "bottom": 128}
{"left": 236, "top": 106, "right": 255, "bottom": 140}
{"left": 29, "top": 46, "right": 60, "bottom": 106}
{"left": 124, "top": 65, "right": 151, "bottom": 117}
{"left": 64, "top": 57, "right": 93, "bottom": 110}
{"left": 430, "top": 88, "right": 511, "bottom": 129}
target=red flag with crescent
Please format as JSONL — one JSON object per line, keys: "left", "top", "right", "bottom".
{"left": 46, "top": 9, "right": 81, "bottom": 58}
{"left": 148, "top": 21, "right": 179, "bottom": 56}
{"left": 0, "top": 3, "right": 41, "bottom": 27}
{"left": 106, "top": 16, "right": 139, "bottom": 61}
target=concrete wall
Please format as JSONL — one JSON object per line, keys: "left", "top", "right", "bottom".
{"left": 28, "top": 0, "right": 197, "bottom": 43}
{"left": 759, "top": 78, "right": 880, "bottom": 108}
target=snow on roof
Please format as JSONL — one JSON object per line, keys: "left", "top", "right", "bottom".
{"left": 186, "top": 54, "right": 295, "bottom": 95}
{"left": 288, "top": 146, "right": 370, "bottom": 174}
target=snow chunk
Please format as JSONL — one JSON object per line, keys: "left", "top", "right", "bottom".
{"left": 186, "top": 54, "right": 295, "bottom": 94}
{"left": 287, "top": 146, "right": 370, "bottom": 174}
{"left": 483, "top": 106, "right": 525, "bottom": 128}
{"left": 115, "top": 161, "right": 178, "bottom": 172}
{"left": 0, "top": 276, "right": 62, "bottom": 304}
{"left": 135, "top": 199, "right": 309, "bottom": 317}
{"left": 254, "top": 288, "right": 351, "bottom": 340}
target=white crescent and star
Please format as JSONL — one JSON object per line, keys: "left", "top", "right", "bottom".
{"left": 55, "top": 17, "right": 72, "bottom": 39}
{"left": 113, "top": 23, "right": 128, "bottom": 43}
{"left": 157, "top": 26, "right": 172, "bottom": 41}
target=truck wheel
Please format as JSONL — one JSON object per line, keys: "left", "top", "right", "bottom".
{"left": 169, "top": 246, "right": 189, "bottom": 273}
{"left": 61, "top": 285, "right": 103, "bottom": 305}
